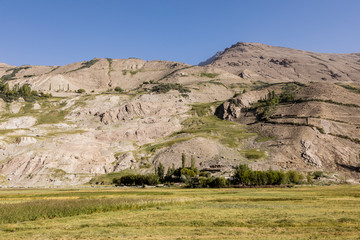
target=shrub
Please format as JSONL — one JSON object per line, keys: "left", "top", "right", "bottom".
{"left": 76, "top": 89, "right": 86, "bottom": 93}
{"left": 199, "top": 177, "right": 228, "bottom": 188}
{"left": 208, "top": 177, "right": 228, "bottom": 188}
{"left": 313, "top": 171, "right": 323, "bottom": 179}
{"left": 114, "top": 87, "right": 123, "bottom": 93}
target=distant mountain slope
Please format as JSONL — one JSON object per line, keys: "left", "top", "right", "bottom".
{"left": 0, "top": 42, "right": 359, "bottom": 187}
{"left": 0, "top": 58, "right": 190, "bottom": 93}
{"left": 201, "top": 42, "right": 360, "bottom": 84}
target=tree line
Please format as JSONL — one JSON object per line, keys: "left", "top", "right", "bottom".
{"left": 112, "top": 154, "right": 308, "bottom": 188}
{"left": 0, "top": 82, "right": 51, "bottom": 102}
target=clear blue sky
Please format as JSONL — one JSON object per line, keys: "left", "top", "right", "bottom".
{"left": 1, "top": 0, "right": 359, "bottom": 66}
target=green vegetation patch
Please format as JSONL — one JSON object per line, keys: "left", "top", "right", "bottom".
{"left": 67, "top": 59, "right": 99, "bottom": 73}
{"left": 255, "top": 135, "right": 276, "bottom": 142}
{"left": 0, "top": 186, "right": 358, "bottom": 239}
{"left": 178, "top": 116, "right": 256, "bottom": 148}
{"left": 36, "top": 109, "right": 69, "bottom": 125}
{"left": 142, "top": 137, "right": 192, "bottom": 154}
{"left": 240, "top": 149, "right": 267, "bottom": 159}
{"left": 189, "top": 101, "right": 222, "bottom": 117}
{"left": 1, "top": 66, "right": 31, "bottom": 81}
{"left": 89, "top": 170, "right": 137, "bottom": 185}
{"left": 336, "top": 83, "right": 360, "bottom": 94}
{"left": 0, "top": 82, "right": 51, "bottom": 103}
{"left": 151, "top": 83, "right": 190, "bottom": 94}
{"left": 50, "top": 168, "right": 67, "bottom": 179}
{"left": 250, "top": 81, "right": 306, "bottom": 91}
{"left": 200, "top": 72, "right": 219, "bottom": 78}
{"left": 0, "top": 197, "right": 176, "bottom": 224}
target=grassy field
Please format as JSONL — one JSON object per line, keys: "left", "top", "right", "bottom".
{"left": 0, "top": 185, "right": 359, "bottom": 239}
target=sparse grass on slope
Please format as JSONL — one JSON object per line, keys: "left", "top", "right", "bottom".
{"left": 67, "top": 59, "right": 99, "bottom": 73}
{"left": 336, "top": 83, "right": 360, "bottom": 94}
{"left": 200, "top": 72, "right": 219, "bottom": 78}
{"left": 178, "top": 115, "right": 256, "bottom": 148}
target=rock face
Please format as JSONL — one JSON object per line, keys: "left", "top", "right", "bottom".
{"left": 0, "top": 42, "right": 360, "bottom": 187}
{"left": 216, "top": 90, "right": 269, "bottom": 120}
{"left": 0, "top": 116, "right": 37, "bottom": 129}
{"left": 215, "top": 101, "right": 241, "bottom": 120}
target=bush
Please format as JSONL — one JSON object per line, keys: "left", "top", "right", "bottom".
{"left": 313, "top": 171, "right": 323, "bottom": 179}
{"left": 199, "top": 177, "right": 228, "bottom": 188}
{"left": 114, "top": 87, "right": 123, "bottom": 93}
{"left": 76, "top": 89, "right": 86, "bottom": 94}
{"left": 208, "top": 177, "right": 228, "bottom": 188}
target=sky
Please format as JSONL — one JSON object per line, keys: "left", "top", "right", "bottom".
{"left": 0, "top": 0, "right": 359, "bottom": 66}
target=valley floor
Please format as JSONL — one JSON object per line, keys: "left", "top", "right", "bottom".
{"left": 0, "top": 185, "right": 359, "bottom": 239}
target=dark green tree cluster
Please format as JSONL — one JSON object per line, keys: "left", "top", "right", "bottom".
{"left": 232, "top": 164, "right": 303, "bottom": 186}
{"left": 112, "top": 174, "right": 159, "bottom": 186}
{"left": 151, "top": 83, "right": 191, "bottom": 94}
{"left": 199, "top": 177, "right": 229, "bottom": 188}
{"left": 0, "top": 82, "right": 49, "bottom": 102}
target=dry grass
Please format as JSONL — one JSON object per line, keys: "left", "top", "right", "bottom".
{"left": 0, "top": 186, "right": 359, "bottom": 239}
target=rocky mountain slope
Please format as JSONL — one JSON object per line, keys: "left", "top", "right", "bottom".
{"left": 0, "top": 43, "right": 359, "bottom": 187}
{"left": 205, "top": 42, "right": 360, "bottom": 84}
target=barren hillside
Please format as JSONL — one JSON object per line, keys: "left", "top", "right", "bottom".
{"left": 0, "top": 43, "right": 359, "bottom": 187}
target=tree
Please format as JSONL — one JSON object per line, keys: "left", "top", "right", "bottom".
{"left": 157, "top": 163, "right": 165, "bottom": 182}
{"left": 19, "top": 84, "right": 31, "bottom": 97}
{"left": 180, "top": 168, "right": 196, "bottom": 180}
{"left": 181, "top": 153, "right": 186, "bottom": 169}
{"left": 191, "top": 155, "right": 195, "bottom": 169}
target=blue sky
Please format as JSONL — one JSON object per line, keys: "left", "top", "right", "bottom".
{"left": 1, "top": 0, "right": 359, "bottom": 66}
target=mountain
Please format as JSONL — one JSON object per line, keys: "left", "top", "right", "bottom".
{"left": 0, "top": 43, "right": 359, "bottom": 187}
{"left": 203, "top": 42, "right": 360, "bottom": 83}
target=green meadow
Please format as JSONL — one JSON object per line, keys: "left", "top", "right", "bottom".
{"left": 0, "top": 185, "right": 359, "bottom": 239}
